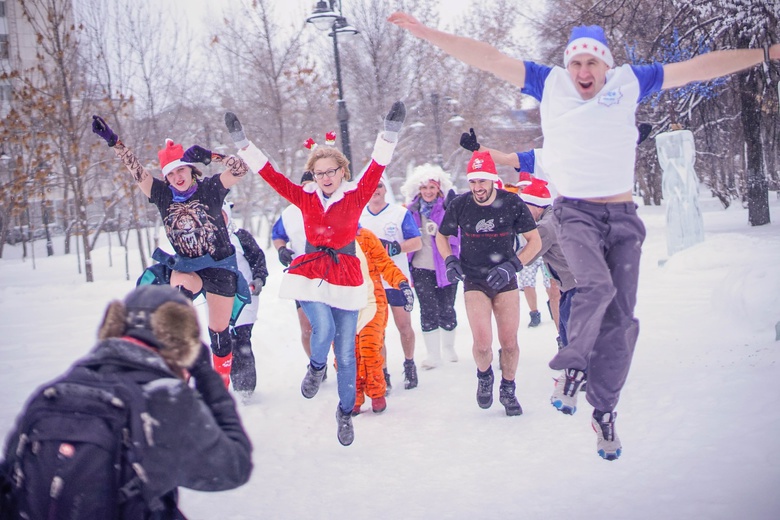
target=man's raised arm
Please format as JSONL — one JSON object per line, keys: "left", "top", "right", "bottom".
{"left": 388, "top": 11, "right": 527, "bottom": 88}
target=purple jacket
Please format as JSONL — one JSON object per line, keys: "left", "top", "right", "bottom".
{"left": 407, "top": 193, "right": 461, "bottom": 287}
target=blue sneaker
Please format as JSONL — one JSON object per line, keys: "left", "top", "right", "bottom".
{"left": 476, "top": 367, "right": 494, "bottom": 409}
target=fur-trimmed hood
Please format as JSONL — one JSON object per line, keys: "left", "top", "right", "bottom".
{"left": 97, "top": 286, "right": 201, "bottom": 375}
{"left": 400, "top": 163, "right": 454, "bottom": 204}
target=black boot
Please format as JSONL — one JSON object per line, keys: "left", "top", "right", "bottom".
{"left": 231, "top": 324, "right": 257, "bottom": 397}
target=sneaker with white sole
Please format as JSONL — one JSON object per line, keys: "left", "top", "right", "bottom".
{"left": 592, "top": 410, "right": 622, "bottom": 461}
{"left": 550, "top": 368, "right": 586, "bottom": 415}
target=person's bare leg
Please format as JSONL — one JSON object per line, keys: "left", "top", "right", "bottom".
{"left": 493, "top": 289, "right": 520, "bottom": 380}
{"left": 464, "top": 291, "right": 494, "bottom": 372}
{"left": 547, "top": 280, "right": 561, "bottom": 332}
{"left": 390, "top": 306, "right": 415, "bottom": 360}
{"left": 523, "top": 286, "right": 538, "bottom": 312}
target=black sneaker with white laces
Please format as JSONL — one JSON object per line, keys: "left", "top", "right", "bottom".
{"left": 476, "top": 367, "right": 494, "bottom": 409}
{"left": 499, "top": 378, "right": 523, "bottom": 416}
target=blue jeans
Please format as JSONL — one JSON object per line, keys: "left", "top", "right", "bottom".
{"left": 299, "top": 301, "right": 358, "bottom": 413}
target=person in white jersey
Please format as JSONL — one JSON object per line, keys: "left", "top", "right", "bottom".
{"left": 272, "top": 171, "right": 315, "bottom": 360}
{"left": 360, "top": 178, "right": 423, "bottom": 391}
{"left": 389, "top": 11, "right": 780, "bottom": 461}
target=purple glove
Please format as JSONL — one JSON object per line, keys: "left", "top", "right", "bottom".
{"left": 182, "top": 145, "right": 212, "bottom": 165}
{"left": 91, "top": 115, "right": 117, "bottom": 147}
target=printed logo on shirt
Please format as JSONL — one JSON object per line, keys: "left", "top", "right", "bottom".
{"left": 598, "top": 87, "right": 623, "bottom": 107}
{"left": 383, "top": 222, "right": 400, "bottom": 240}
{"left": 475, "top": 218, "right": 495, "bottom": 233}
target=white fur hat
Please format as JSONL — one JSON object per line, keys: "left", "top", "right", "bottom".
{"left": 400, "top": 163, "right": 454, "bottom": 203}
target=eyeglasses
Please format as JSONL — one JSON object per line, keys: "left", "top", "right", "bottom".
{"left": 312, "top": 166, "right": 342, "bottom": 179}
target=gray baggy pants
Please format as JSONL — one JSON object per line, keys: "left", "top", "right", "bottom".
{"left": 548, "top": 198, "right": 645, "bottom": 412}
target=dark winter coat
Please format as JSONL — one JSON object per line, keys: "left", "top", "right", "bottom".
{"left": 1, "top": 338, "right": 253, "bottom": 518}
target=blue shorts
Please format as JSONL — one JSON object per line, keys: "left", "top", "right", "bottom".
{"left": 385, "top": 288, "right": 406, "bottom": 307}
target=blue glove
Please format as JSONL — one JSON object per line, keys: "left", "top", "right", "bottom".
{"left": 398, "top": 281, "right": 414, "bottom": 312}
{"left": 445, "top": 255, "right": 464, "bottom": 283}
{"left": 183, "top": 145, "right": 212, "bottom": 165}
{"left": 380, "top": 239, "right": 402, "bottom": 257}
{"left": 485, "top": 256, "right": 523, "bottom": 290}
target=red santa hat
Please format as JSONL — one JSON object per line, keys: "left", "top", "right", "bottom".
{"left": 519, "top": 177, "right": 552, "bottom": 207}
{"left": 466, "top": 151, "right": 500, "bottom": 183}
{"left": 158, "top": 139, "right": 188, "bottom": 177}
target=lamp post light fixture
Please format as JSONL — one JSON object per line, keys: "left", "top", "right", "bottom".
{"left": 306, "top": 0, "right": 358, "bottom": 166}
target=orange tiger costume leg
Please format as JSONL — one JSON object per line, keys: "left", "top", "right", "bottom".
{"left": 357, "top": 301, "right": 388, "bottom": 403}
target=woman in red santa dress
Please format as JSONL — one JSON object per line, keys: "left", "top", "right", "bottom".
{"left": 225, "top": 102, "right": 405, "bottom": 446}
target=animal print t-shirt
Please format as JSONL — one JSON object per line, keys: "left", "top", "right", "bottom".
{"left": 149, "top": 175, "right": 234, "bottom": 261}
{"left": 438, "top": 189, "right": 536, "bottom": 281}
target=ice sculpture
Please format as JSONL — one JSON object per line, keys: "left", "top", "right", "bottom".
{"left": 655, "top": 129, "right": 705, "bottom": 256}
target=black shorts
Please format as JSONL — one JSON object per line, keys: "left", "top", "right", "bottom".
{"left": 196, "top": 267, "right": 237, "bottom": 297}
{"left": 463, "top": 276, "right": 518, "bottom": 300}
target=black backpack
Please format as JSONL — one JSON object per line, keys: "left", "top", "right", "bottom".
{"left": 1, "top": 360, "right": 168, "bottom": 519}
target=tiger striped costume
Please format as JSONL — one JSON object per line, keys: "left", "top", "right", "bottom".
{"left": 354, "top": 227, "right": 408, "bottom": 408}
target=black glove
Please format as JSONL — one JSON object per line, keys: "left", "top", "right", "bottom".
{"left": 398, "top": 281, "right": 414, "bottom": 312}
{"left": 637, "top": 123, "right": 652, "bottom": 145}
{"left": 380, "top": 239, "right": 402, "bottom": 257}
{"left": 384, "top": 101, "right": 406, "bottom": 132}
{"left": 91, "top": 115, "right": 118, "bottom": 147}
{"left": 460, "top": 128, "right": 480, "bottom": 152}
{"left": 250, "top": 278, "right": 264, "bottom": 296}
{"left": 189, "top": 343, "right": 214, "bottom": 379}
{"left": 445, "top": 255, "right": 465, "bottom": 283}
{"left": 225, "top": 111, "right": 249, "bottom": 148}
{"left": 383, "top": 101, "right": 406, "bottom": 141}
{"left": 277, "top": 246, "right": 294, "bottom": 267}
{"left": 183, "top": 145, "right": 212, "bottom": 165}
{"left": 485, "top": 256, "right": 523, "bottom": 290}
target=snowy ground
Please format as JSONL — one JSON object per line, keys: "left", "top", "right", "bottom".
{"left": 1, "top": 195, "right": 779, "bottom": 519}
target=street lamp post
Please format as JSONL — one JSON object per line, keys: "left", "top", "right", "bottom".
{"left": 306, "top": 1, "right": 359, "bottom": 166}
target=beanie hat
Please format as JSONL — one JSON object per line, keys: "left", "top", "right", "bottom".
{"left": 564, "top": 25, "right": 614, "bottom": 68}
{"left": 98, "top": 285, "right": 201, "bottom": 371}
{"left": 519, "top": 177, "right": 552, "bottom": 207}
{"left": 466, "top": 151, "right": 500, "bottom": 183}
{"left": 158, "top": 139, "right": 189, "bottom": 177}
